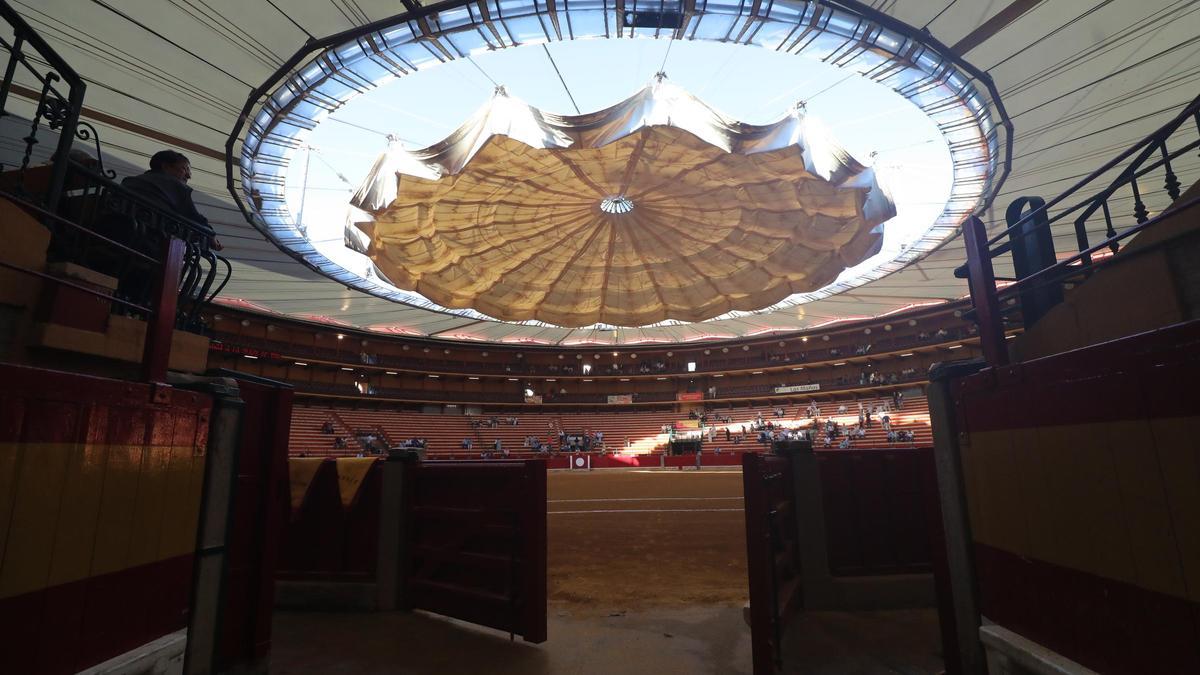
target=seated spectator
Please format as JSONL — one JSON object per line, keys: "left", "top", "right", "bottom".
{"left": 321, "top": 421, "right": 334, "bottom": 434}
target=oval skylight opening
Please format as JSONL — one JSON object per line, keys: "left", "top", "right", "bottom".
{"left": 283, "top": 39, "right": 953, "bottom": 327}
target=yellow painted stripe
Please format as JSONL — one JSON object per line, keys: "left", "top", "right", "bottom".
{"left": 0, "top": 442, "right": 204, "bottom": 600}
{"left": 965, "top": 416, "right": 1200, "bottom": 603}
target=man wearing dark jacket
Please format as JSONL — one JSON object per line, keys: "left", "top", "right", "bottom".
{"left": 121, "top": 150, "right": 221, "bottom": 249}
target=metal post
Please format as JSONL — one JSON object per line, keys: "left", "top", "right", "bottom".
{"left": 962, "top": 215, "right": 1009, "bottom": 366}
{"left": 782, "top": 442, "right": 836, "bottom": 608}
{"left": 926, "top": 359, "right": 988, "bottom": 675}
{"left": 376, "top": 450, "right": 417, "bottom": 611}
{"left": 183, "top": 378, "right": 244, "bottom": 675}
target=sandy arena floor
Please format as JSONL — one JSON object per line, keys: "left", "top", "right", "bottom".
{"left": 270, "top": 467, "right": 943, "bottom": 674}
{"left": 546, "top": 468, "right": 749, "bottom": 613}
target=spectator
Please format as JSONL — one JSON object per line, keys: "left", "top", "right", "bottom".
{"left": 121, "top": 150, "right": 222, "bottom": 249}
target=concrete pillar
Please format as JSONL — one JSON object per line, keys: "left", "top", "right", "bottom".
{"left": 784, "top": 443, "right": 837, "bottom": 608}
{"left": 182, "top": 378, "right": 244, "bottom": 675}
{"left": 927, "top": 359, "right": 988, "bottom": 675}
{"left": 376, "top": 450, "right": 418, "bottom": 611}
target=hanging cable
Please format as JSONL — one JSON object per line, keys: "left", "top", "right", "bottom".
{"left": 85, "top": 0, "right": 257, "bottom": 88}
{"left": 921, "top": 0, "right": 959, "bottom": 31}
{"left": 265, "top": 0, "right": 316, "bottom": 40}
{"left": 658, "top": 35, "right": 675, "bottom": 75}
{"left": 465, "top": 56, "right": 500, "bottom": 87}
{"left": 804, "top": 73, "right": 855, "bottom": 103}
{"left": 542, "top": 44, "right": 581, "bottom": 114}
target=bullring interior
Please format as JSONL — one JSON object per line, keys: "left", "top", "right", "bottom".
{"left": 0, "top": 1, "right": 1197, "bottom": 674}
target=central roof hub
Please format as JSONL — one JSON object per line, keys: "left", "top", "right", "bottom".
{"left": 600, "top": 195, "right": 635, "bottom": 214}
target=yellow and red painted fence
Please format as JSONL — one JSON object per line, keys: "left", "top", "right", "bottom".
{"left": 953, "top": 321, "right": 1200, "bottom": 673}
{"left": 0, "top": 364, "right": 211, "bottom": 674}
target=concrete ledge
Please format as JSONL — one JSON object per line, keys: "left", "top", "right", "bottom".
{"left": 980, "top": 623, "right": 1099, "bottom": 675}
{"left": 275, "top": 580, "right": 379, "bottom": 611}
{"left": 76, "top": 628, "right": 186, "bottom": 675}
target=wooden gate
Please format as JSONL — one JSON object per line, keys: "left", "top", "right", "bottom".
{"left": 743, "top": 451, "right": 803, "bottom": 674}
{"left": 405, "top": 459, "right": 547, "bottom": 643}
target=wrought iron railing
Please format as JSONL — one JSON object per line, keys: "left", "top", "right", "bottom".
{"left": 0, "top": 0, "right": 229, "bottom": 379}
{"left": 958, "top": 94, "right": 1200, "bottom": 365}
{"left": 0, "top": 0, "right": 85, "bottom": 211}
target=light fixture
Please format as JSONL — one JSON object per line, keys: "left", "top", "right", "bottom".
{"left": 386, "top": 370, "right": 398, "bottom": 374}
{"left": 294, "top": 362, "right": 307, "bottom": 366}
{"left": 900, "top": 353, "right": 914, "bottom": 357}
{"left": 948, "top": 344, "right": 964, "bottom": 350}
{"left": 428, "top": 374, "right": 439, "bottom": 378}
{"left": 340, "top": 367, "right": 353, "bottom": 371}
{"left": 833, "top": 362, "right": 845, "bottom": 366}
{"left": 244, "top": 355, "right": 257, "bottom": 359}
{"left": 468, "top": 376, "right": 480, "bottom": 380}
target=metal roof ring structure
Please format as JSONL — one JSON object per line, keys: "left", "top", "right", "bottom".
{"left": 227, "top": 0, "right": 1012, "bottom": 339}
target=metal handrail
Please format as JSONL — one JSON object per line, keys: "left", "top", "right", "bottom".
{"left": 0, "top": 0, "right": 85, "bottom": 211}
{"left": 957, "top": 94, "right": 1200, "bottom": 366}
{"left": 957, "top": 93, "right": 1200, "bottom": 275}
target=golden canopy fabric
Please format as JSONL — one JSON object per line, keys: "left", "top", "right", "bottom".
{"left": 349, "top": 78, "right": 894, "bottom": 327}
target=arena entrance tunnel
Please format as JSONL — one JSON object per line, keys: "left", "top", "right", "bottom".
{"left": 267, "top": 439, "right": 950, "bottom": 675}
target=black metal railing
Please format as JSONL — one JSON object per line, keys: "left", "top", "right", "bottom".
{"left": 958, "top": 94, "right": 1200, "bottom": 364}
{"left": 0, "top": 0, "right": 85, "bottom": 211}
{"left": 0, "top": 0, "right": 230, "bottom": 378}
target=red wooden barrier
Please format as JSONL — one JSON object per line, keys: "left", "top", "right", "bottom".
{"left": 216, "top": 377, "right": 292, "bottom": 670}
{"left": 743, "top": 452, "right": 803, "bottom": 674}
{"left": 0, "top": 364, "right": 210, "bottom": 674}
{"left": 407, "top": 460, "right": 547, "bottom": 643}
{"left": 815, "top": 448, "right": 935, "bottom": 576}
{"left": 278, "top": 459, "right": 382, "bottom": 580}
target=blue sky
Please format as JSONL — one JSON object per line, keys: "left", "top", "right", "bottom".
{"left": 285, "top": 38, "right": 953, "bottom": 320}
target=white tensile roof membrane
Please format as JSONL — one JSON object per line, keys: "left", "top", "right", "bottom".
{"left": 6, "top": 0, "right": 1196, "bottom": 344}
